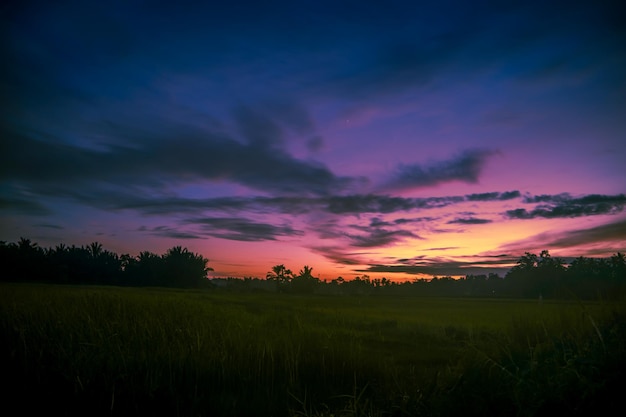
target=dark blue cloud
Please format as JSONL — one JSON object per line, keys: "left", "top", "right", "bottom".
{"left": 344, "top": 223, "right": 421, "bottom": 248}
{"left": 185, "top": 217, "right": 304, "bottom": 242}
{"left": 0, "top": 123, "right": 354, "bottom": 197}
{"left": 308, "top": 246, "right": 363, "bottom": 266}
{"left": 447, "top": 217, "right": 492, "bottom": 225}
{"left": 544, "top": 219, "right": 626, "bottom": 249}
{"left": 506, "top": 194, "right": 626, "bottom": 219}
{"left": 0, "top": 195, "right": 51, "bottom": 216}
{"left": 357, "top": 259, "right": 511, "bottom": 277}
{"left": 383, "top": 149, "right": 497, "bottom": 191}
{"left": 347, "top": 229, "right": 419, "bottom": 248}
{"left": 467, "top": 191, "right": 521, "bottom": 201}
{"left": 139, "top": 226, "right": 204, "bottom": 240}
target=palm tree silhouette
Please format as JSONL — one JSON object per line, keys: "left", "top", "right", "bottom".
{"left": 88, "top": 242, "right": 103, "bottom": 259}
{"left": 298, "top": 265, "right": 313, "bottom": 279}
{"left": 266, "top": 264, "right": 293, "bottom": 284}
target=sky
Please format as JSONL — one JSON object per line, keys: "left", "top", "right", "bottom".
{"left": 1, "top": 0, "right": 625, "bottom": 280}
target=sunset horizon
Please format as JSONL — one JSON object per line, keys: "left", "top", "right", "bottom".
{"left": 2, "top": 0, "right": 625, "bottom": 282}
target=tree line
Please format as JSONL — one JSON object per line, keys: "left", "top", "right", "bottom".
{"left": 1, "top": 238, "right": 624, "bottom": 299}
{"left": 0, "top": 238, "right": 212, "bottom": 288}
{"left": 219, "top": 251, "right": 625, "bottom": 299}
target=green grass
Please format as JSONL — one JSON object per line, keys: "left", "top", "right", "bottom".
{"left": 1, "top": 283, "right": 624, "bottom": 416}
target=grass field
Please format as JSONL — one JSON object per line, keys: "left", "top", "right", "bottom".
{"left": 1, "top": 283, "right": 624, "bottom": 416}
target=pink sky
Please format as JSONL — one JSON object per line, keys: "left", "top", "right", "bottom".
{"left": 2, "top": 1, "right": 625, "bottom": 279}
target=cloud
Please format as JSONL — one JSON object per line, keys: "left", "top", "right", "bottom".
{"left": 137, "top": 216, "right": 305, "bottom": 242}
{"left": 0, "top": 195, "right": 51, "bottom": 216}
{"left": 354, "top": 250, "right": 522, "bottom": 276}
{"left": 231, "top": 99, "right": 319, "bottom": 149}
{"left": 393, "top": 217, "right": 436, "bottom": 225}
{"left": 467, "top": 190, "right": 521, "bottom": 201}
{"left": 548, "top": 219, "right": 626, "bottom": 249}
{"left": 11, "top": 187, "right": 519, "bottom": 219}
{"left": 497, "top": 219, "right": 626, "bottom": 254}
{"left": 326, "top": 195, "right": 418, "bottom": 214}
{"left": 303, "top": 216, "right": 421, "bottom": 249}
{"left": 10, "top": 187, "right": 524, "bottom": 220}
{"left": 447, "top": 217, "right": 492, "bottom": 225}
{"left": 306, "top": 136, "right": 324, "bottom": 152}
{"left": 139, "top": 226, "right": 204, "bottom": 240}
{"left": 369, "top": 217, "right": 392, "bottom": 228}
{"left": 506, "top": 193, "right": 626, "bottom": 219}
{"left": 185, "top": 217, "right": 304, "bottom": 242}
{"left": 36, "top": 223, "right": 64, "bottom": 229}
{"left": 308, "top": 246, "right": 364, "bottom": 266}
{"left": 325, "top": 194, "right": 464, "bottom": 215}
{"left": 523, "top": 193, "right": 626, "bottom": 205}
{"left": 345, "top": 228, "right": 420, "bottom": 248}
{"left": 312, "top": 1, "right": 623, "bottom": 101}
{"left": 263, "top": 99, "right": 316, "bottom": 136}
{"left": 358, "top": 260, "right": 510, "bottom": 277}
{"left": 130, "top": 192, "right": 496, "bottom": 218}
{"left": 325, "top": 39, "right": 458, "bottom": 99}
{"left": 383, "top": 149, "right": 497, "bottom": 191}
{"left": 0, "top": 124, "right": 355, "bottom": 197}
{"left": 115, "top": 195, "right": 316, "bottom": 216}
{"left": 425, "top": 247, "right": 460, "bottom": 251}
{"left": 232, "top": 105, "right": 285, "bottom": 148}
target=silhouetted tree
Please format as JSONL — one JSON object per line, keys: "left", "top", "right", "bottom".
{"left": 506, "top": 252, "right": 541, "bottom": 297}
{"left": 536, "top": 250, "right": 566, "bottom": 297}
{"left": 46, "top": 244, "right": 70, "bottom": 283}
{"left": 0, "top": 238, "right": 47, "bottom": 281}
{"left": 266, "top": 264, "right": 293, "bottom": 291}
{"left": 87, "top": 242, "right": 103, "bottom": 259}
{"left": 291, "top": 265, "right": 319, "bottom": 294}
{"left": 132, "top": 251, "right": 163, "bottom": 286}
{"left": 342, "top": 275, "right": 373, "bottom": 295}
{"left": 565, "top": 252, "right": 626, "bottom": 298}
{"left": 610, "top": 252, "right": 626, "bottom": 281}
{"left": 161, "top": 246, "right": 212, "bottom": 288}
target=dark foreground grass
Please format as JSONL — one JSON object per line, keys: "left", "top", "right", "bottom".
{"left": 0, "top": 283, "right": 624, "bottom": 416}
